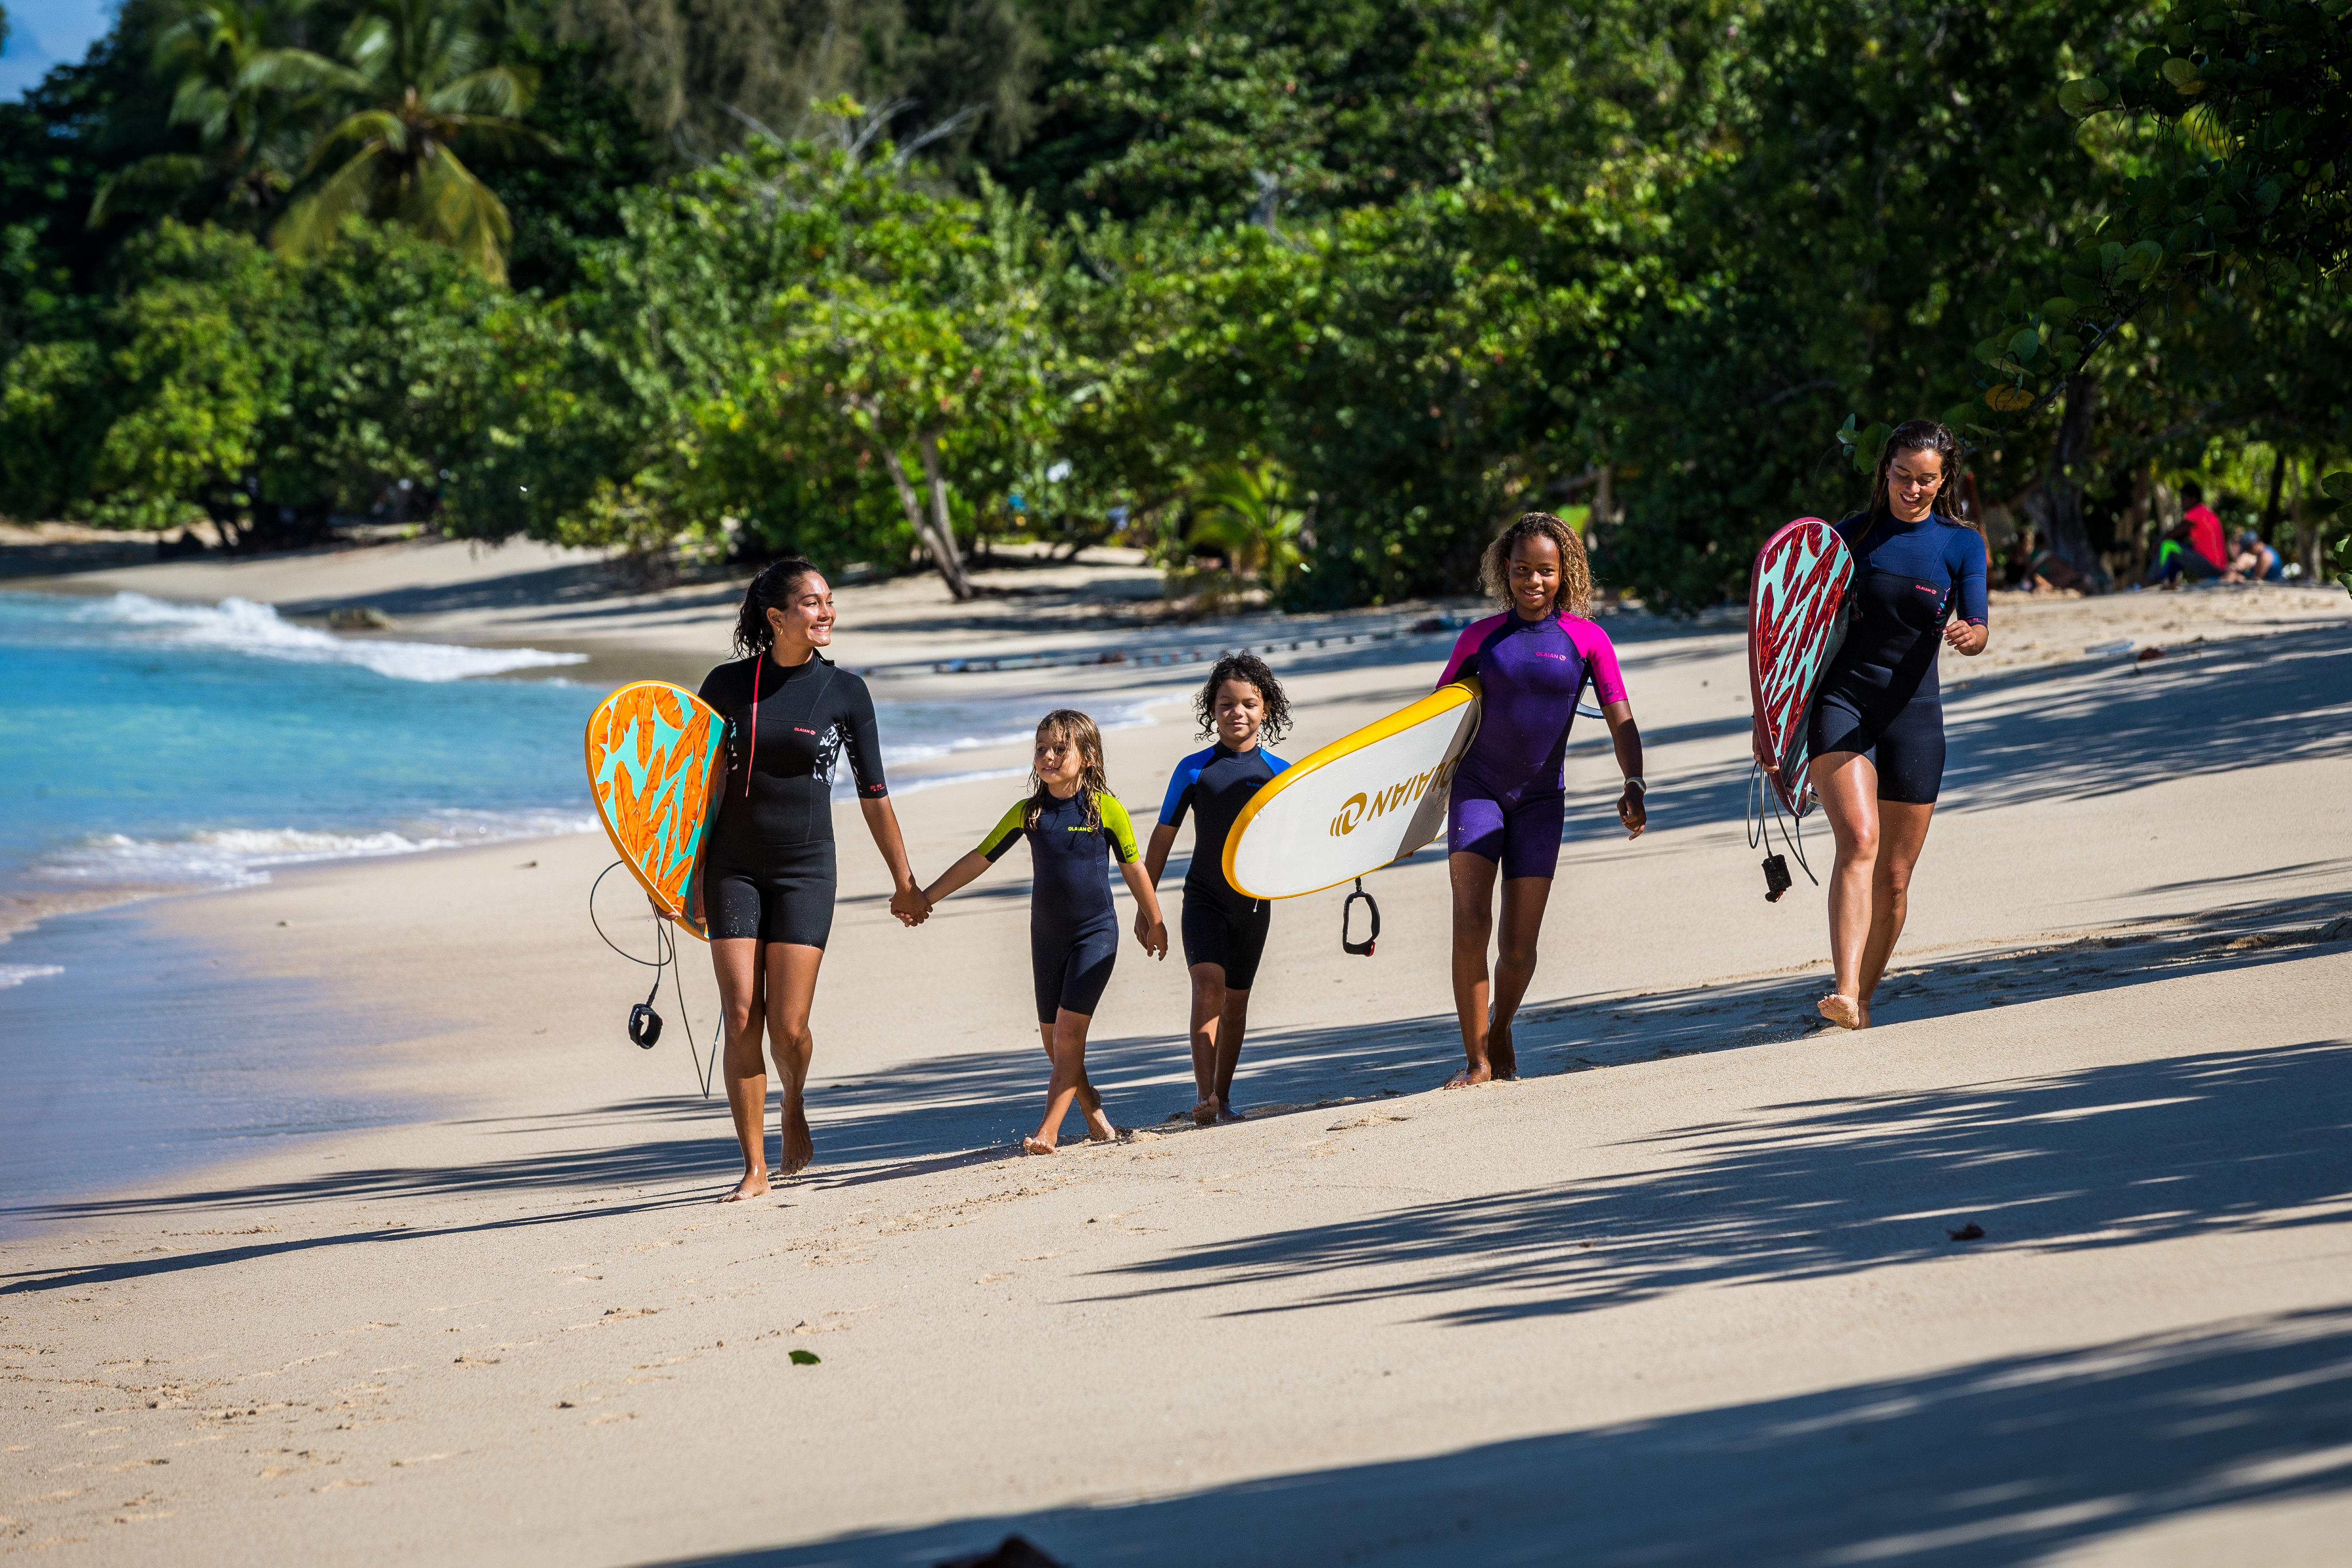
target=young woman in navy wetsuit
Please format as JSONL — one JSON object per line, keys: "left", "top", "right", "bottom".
{"left": 1141, "top": 654, "right": 1292, "bottom": 1125}
{"left": 682, "top": 560, "right": 928, "bottom": 1200}
{"left": 1797, "top": 421, "right": 1990, "bottom": 1029}
{"left": 1437, "top": 513, "right": 1648, "bottom": 1086}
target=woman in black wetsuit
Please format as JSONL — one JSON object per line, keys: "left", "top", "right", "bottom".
{"left": 1790, "top": 421, "right": 1990, "bottom": 1030}
{"left": 684, "top": 560, "right": 927, "bottom": 1199}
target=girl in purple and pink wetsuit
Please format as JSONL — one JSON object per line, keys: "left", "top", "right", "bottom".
{"left": 1436, "top": 512, "right": 1648, "bottom": 1086}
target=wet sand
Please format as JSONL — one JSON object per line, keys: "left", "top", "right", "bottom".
{"left": 3, "top": 541, "right": 2349, "bottom": 1565}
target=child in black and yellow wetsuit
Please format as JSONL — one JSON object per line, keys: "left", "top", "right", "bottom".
{"left": 919, "top": 710, "right": 1169, "bottom": 1153}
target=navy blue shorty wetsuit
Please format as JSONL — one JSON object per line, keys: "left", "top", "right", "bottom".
{"left": 1807, "top": 510, "right": 1989, "bottom": 804}
{"left": 975, "top": 790, "right": 1143, "bottom": 1023}
{"left": 1435, "top": 611, "right": 1627, "bottom": 880}
{"left": 1158, "top": 743, "right": 1290, "bottom": 991}
{"left": 697, "top": 652, "right": 888, "bottom": 947}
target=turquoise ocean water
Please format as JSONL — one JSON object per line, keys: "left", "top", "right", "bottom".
{"left": 0, "top": 587, "right": 1158, "bottom": 1224}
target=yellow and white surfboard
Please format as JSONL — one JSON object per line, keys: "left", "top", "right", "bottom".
{"left": 1223, "top": 679, "right": 1481, "bottom": 900}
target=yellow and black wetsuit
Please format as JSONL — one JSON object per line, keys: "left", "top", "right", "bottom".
{"left": 976, "top": 789, "right": 1142, "bottom": 1023}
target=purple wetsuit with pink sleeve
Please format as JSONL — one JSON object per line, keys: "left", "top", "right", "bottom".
{"left": 1436, "top": 610, "right": 1628, "bottom": 879}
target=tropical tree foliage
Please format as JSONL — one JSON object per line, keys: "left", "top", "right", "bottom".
{"left": 2, "top": 0, "right": 2345, "bottom": 595}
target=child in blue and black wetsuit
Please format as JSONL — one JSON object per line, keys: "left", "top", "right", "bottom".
{"left": 918, "top": 710, "right": 1169, "bottom": 1154}
{"left": 1140, "top": 654, "right": 1292, "bottom": 1125}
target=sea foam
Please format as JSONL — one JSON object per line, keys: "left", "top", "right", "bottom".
{"left": 84, "top": 593, "right": 588, "bottom": 682}
{"left": 40, "top": 811, "right": 599, "bottom": 889}
{"left": 0, "top": 965, "right": 66, "bottom": 990}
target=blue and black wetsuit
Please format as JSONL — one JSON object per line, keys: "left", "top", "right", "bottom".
{"left": 1158, "top": 744, "right": 1290, "bottom": 990}
{"left": 1807, "top": 510, "right": 1989, "bottom": 804}
{"left": 975, "top": 790, "right": 1143, "bottom": 1023}
{"left": 696, "top": 652, "right": 889, "bottom": 947}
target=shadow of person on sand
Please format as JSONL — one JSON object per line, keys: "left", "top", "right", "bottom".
{"left": 648, "top": 1305, "right": 2352, "bottom": 1568}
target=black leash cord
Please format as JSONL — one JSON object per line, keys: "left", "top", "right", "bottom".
{"left": 589, "top": 860, "right": 720, "bottom": 1097}
{"left": 1746, "top": 763, "right": 1818, "bottom": 901}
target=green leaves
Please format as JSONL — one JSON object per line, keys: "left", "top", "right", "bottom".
{"left": 788, "top": 1350, "right": 820, "bottom": 1366}
{"left": 2056, "top": 76, "right": 2110, "bottom": 117}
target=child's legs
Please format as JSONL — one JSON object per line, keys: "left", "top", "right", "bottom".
{"left": 1185, "top": 963, "right": 1228, "bottom": 1101}
{"left": 1034, "top": 1009, "right": 1094, "bottom": 1145}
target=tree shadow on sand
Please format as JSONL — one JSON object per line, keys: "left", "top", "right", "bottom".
{"left": 649, "top": 1305, "right": 2352, "bottom": 1568}
{"left": 1084, "top": 1038, "right": 2352, "bottom": 1325}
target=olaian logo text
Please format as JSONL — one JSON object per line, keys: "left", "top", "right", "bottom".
{"left": 1331, "top": 757, "right": 1461, "bottom": 837}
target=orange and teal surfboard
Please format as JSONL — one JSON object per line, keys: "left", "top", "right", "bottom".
{"left": 585, "top": 681, "right": 727, "bottom": 941}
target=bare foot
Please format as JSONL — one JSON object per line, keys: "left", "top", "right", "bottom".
{"left": 1445, "top": 1063, "right": 1493, "bottom": 1088}
{"left": 720, "top": 1170, "right": 770, "bottom": 1203}
{"left": 1488, "top": 1019, "right": 1519, "bottom": 1081}
{"left": 1084, "top": 1106, "right": 1118, "bottom": 1143}
{"left": 779, "top": 1102, "right": 815, "bottom": 1177}
{"left": 1021, "top": 1136, "right": 1057, "bottom": 1155}
{"left": 1191, "top": 1097, "right": 1218, "bottom": 1127}
{"left": 1215, "top": 1103, "right": 1245, "bottom": 1124}
{"left": 1817, "top": 993, "right": 1866, "bottom": 1030}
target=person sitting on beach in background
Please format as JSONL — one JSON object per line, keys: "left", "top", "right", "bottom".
{"left": 917, "top": 711, "right": 1169, "bottom": 1154}
{"left": 2147, "top": 515, "right": 2231, "bottom": 586}
{"left": 1141, "top": 654, "right": 1293, "bottom": 1125}
{"left": 678, "top": 560, "right": 928, "bottom": 1201}
{"left": 1437, "top": 512, "right": 1647, "bottom": 1086}
{"left": 2182, "top": 484, "right": 2233, "bottom": 577}
{"left": 2235, "top": 530, "right": 2284, "bottom": 582}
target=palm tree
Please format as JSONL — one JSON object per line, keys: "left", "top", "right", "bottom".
{"left": 273, "top": 0, "right": 549, "bottom": 284}
{"left": 1188, "top": 459, "right": 1307, "bottom": 592}
{"left": 89, "top": 0, "right": 340, "bottom": 228}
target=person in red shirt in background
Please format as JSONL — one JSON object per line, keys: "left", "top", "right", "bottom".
{"left": 2180, "top": 484, "right": 2233, "bottom": 576}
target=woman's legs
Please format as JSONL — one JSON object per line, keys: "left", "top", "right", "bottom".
{"left": 1810, "top": 750, "right": 1881, "bottom": 1029}
{"left": 1027, "top": 1008, "right": 1110, "bottom": 1152}
{"left": 710, "top": 936, "right": 770, "bottom": 1201}
{"left": 763, "top": 943, "right": 825, "bottom": 1177}
{"left": 1858, "top": 802, "right": 1936, "bottom": 1006}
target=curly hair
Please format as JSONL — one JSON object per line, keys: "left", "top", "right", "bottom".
{"left": 1193, "top": 652, "right": 1293, "bottom": 744}
{"left": 731, "top": 557, "right": 823, "bottom": 659}
{"left": 1480, "top": 512, "right": 1593, "bottom": 619}
{"left": 1868, "top": 420, "right": 1966, "bottom": 526}
{"left": 1027, "top": 710, "right": 1110, "bottom": 832}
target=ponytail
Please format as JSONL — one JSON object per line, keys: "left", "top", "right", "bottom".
{"left": 732, "top": 558, "right": 820, "bottom": 659}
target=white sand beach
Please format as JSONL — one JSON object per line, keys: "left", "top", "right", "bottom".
{"left": 4, "top": 540, "right": 2350, "bottom": 1565}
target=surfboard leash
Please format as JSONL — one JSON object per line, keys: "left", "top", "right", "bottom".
{"left": 1342, "top": 877, "right": 1381, "bottom": 956}
{"left": 1746, "top": 765, "right": 1818, "bottom": 902}
{"left": 589, "top": 860, "right": 721, "bottom": 1098}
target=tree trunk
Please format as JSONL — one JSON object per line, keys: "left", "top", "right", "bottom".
{"left": 915, "top": 432, "right": 974, "bottom": 597}
{"left": 2262, "top": 446, "right": 2287, "bottom": 542}
{"left": 2117, "top": 460, "right": 2154, "bottom": 584}
{"left": 2029, "top": 373, "right": 2110, "bottom": 591}
{"left": 876, "top": 438, "right": 973, "bottom": 601}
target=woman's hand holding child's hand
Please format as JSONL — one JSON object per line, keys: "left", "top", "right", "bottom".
{"left": 889, "top": 886, "right": 930, "bottom": 928}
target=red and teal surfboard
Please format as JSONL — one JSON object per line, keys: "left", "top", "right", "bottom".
{"left": 1748, "top": 518, "right": 1854, "bottom": 815}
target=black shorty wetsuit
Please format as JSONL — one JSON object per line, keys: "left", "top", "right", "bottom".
{"left": 696, "top": 652, "right": 888, "bottom": 947}
{"left": 1158, "top": 744, "right": 1289, "bottom": 991}
{"left": 975, "top": 790, "right": 1143, "bottom": 1023}
{"left": 1807, "top": 511, "right": 1988, "bottom": 805}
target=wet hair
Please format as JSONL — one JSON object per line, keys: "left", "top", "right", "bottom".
{"left": 1193, "top": 653, "right": 1293, "bottom": 744}
{"left": 731, "top": 558, "right": 823, "bottom": 659}
{"left": 1480, "top": 512, "right": 1593, "bottom": 619}
{"left": 1869, "top": 421, "right": 1965, "bottom": 526}
{"left": 1027, "top": 709, "right": 1110, "bottom": 832}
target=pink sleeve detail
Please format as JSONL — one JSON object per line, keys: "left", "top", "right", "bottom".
{"left": 1436, "top": 615, "right": 1503, "bottom": 689}
{"left": 1565, "top": 617, "right": 1628, "bottom": 706}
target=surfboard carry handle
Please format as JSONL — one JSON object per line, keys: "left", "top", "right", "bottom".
{"left": 1342, "top": 877, "right": 1381, "bottom": 957}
